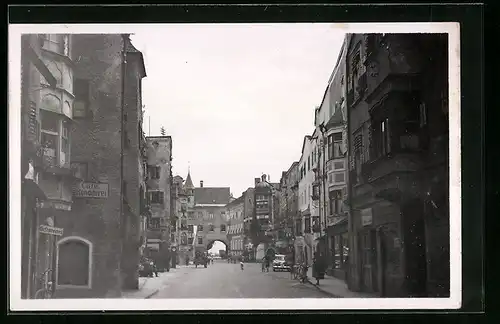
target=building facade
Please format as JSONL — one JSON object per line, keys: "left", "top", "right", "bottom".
{"left": 188, "top": 177, "right": 231, "bottom": 256}
{"left": 172, "top": 174, "right": 195, "bottom": 265}
{"left": 20, "top": 34, "right": 148, "bottom": 298}
{"left": 276, "top": 162, "right": 299, "bottom": 257}
{"left": 226, "top": 195, "right": 245, "bottom": 258}
{"left": 21, "top": 33, "right": 61, "bottom": 299}
{"left": 242, "top": 187, "right": 255, "bottom": 261}
{"left": 346, "top": 33, "right": 449, "bottom": 297}
{"left": 313, "top": 40, "right": 350, "bottom": 280}
{"left": 250, "top": 175, "right": 277, "bottom": 260}
{"left": 296, "top": 136, "right": 320, "bottom": 267}
{"left": 145, "top": 136, "right": 173, "bottom": 271}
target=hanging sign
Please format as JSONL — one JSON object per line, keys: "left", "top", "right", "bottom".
{"left": 39, "top": 225, "right": 64, "bottom": 236}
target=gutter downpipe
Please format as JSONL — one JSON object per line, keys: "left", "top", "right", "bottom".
{"left": 119, "top": 34, "right": 127, "bottom": 294}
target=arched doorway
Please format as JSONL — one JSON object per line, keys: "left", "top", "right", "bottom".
{"left": 206, "top": 239, "right": 229, "bottom": 261}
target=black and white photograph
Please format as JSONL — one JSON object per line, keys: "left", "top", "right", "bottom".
{"left": 9, "top": 21, "right": 461, "bottom": 311}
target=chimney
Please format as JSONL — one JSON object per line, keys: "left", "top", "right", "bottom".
{"left": 200, "top": 180, "right": 204, "bottom": 188}
{"left": 254, "top": 178, "right": 260, "bottom": 187}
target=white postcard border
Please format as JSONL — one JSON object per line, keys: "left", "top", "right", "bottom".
{"left": 8, "top": 22, "right": 461, "bottom": 311}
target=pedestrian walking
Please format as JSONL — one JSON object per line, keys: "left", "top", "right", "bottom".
{"left": 312, "top": 251, "right": 326, "bottom": 285}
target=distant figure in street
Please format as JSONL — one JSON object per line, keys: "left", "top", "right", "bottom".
{"left": 261, "top": 257, "right": 266, "bottom": 272}
{"left": 185, "top": 257, "right": 190, "bottom": 266}
{"left": 312, "top": 252, "right": 326, "bottom": 285}
{"left": 240, "top": 261, "right": 244, "bottom": 271}
{"left": 264, "top": 255, "right": 270, "bottom": 272}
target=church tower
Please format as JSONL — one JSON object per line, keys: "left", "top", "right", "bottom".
{"left": 184, "top": 167, "right": 195, "bottom": 208}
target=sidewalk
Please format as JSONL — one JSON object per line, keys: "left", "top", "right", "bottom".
{"left": 121, "top": 266, "right": 188, "bottom": 299}
{"left": 306, "top": 267, "right": 377, "bottom": 298}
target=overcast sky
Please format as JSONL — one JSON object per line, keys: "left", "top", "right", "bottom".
{"left": 131, "top": 24, "right": 345, "bottom": 197}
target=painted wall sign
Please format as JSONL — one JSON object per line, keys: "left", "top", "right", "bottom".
{"left": 73, "top": 182, "right": 109, "bottom": 198}
{"left": 39, "top": 225, "right": 63, "bottom": 236}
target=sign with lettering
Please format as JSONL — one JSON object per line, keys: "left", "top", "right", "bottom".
{"left": 73, "top": 182, "right": 109, "bottom": 198}
{"left": 39, "top": 225, "right": 64, "bottom": 236}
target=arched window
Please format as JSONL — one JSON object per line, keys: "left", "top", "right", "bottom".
{"left": 56, "top": 236, "right": 92, "bottom": 288}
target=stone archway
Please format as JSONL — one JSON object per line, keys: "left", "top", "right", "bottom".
{"left": 207, "top": 239, "right": 229, "bottom": 259}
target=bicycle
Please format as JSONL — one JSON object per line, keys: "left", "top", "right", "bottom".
{"left": 34, "top": 268, "right": 53, "bottom": 299}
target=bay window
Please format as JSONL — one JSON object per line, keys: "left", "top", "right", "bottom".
{"left": 327, "top": 132, "right": 344, "bottom": 160}
{"left": 329, "top": 190, "right": 343, "bottom": 216}
{"left": 40, "top": 109, "right": 70, "bottom": 168}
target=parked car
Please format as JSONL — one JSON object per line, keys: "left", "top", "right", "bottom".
{"left": 272, "top": 254, "right": 291, "bottom": 272}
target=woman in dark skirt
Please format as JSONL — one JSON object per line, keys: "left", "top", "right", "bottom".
{"left": 312, "top": 252, "right": 326, "bottom": 285}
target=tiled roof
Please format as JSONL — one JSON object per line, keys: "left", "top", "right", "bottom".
{"left": 194, "top": 187, "right": 231, "bottom": 205}
{"left": 226, "top": 195, "right": 244, "bottom": 207}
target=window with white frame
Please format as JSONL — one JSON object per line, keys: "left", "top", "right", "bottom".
{"left": 57, "top": 236, "right": 92, "bottom": 288}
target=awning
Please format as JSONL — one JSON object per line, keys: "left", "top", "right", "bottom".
{"left": 22, "top": 179, "right": 47, "bottom": 200}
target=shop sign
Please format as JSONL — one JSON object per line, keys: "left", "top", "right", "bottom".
{"left": 361, "top": 208, "right": 372, "bottom": 226}
{"left": 39, "top": 225, "right": 63, "bottom": 236}
{"left": 73, "top": 182, "right": 109, "bottom": 199}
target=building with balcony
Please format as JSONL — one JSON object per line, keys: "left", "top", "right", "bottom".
{"left": 346, "top": 33, "right": 449, "bottom": 297}
{"left": 226, "top": 195, "right": 244, "bottom": 258}
{"left": 145, "top": 136, "right": 173, "bottom": 271}
{"left": 28, "top": 34, "right": 148, "bottom": 298}
{"left": 20, "top": 34, "right": 59, "bottom": 299}
{"left": 312, "top": 39, "right": 350, "bottom": 280}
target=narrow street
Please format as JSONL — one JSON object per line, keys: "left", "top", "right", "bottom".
{"left": 150, "top": 260, "right": 330, "bottom": 298}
